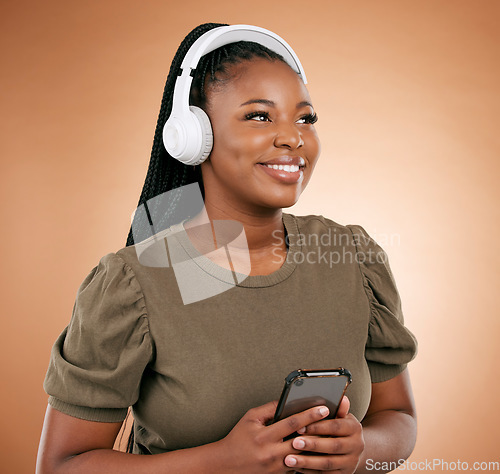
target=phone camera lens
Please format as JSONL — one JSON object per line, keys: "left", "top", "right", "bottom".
{"left": 294, "top": 379, "right": 304, "bottom": 386}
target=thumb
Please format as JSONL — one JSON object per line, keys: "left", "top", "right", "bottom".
{"left": 250, "top": 400, "right": 279, "bottom": 425}
{"left": 336, "top": 396, "right": 350, "bottom": 418}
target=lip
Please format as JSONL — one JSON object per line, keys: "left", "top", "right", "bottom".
{"left": 256, "top": 162, "right": 304, "bottom": 184}
{"left": 258, "top": 156, "right": 306, "bottom": 167}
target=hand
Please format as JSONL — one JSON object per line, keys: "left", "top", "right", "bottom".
{"left": 283, "top": 396, "right": 365, "bottom": 473}
{"left": 216, "top": 400, "right": 331, "bottom": 474}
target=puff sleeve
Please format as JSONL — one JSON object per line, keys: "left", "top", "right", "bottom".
{"left": 348, "top": 225, "right": 418, "bottom": 383}
{"left": 43, "top": 253, "right": 153, "bottom": 422}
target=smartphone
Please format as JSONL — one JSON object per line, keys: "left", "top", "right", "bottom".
{"left": 273, "top": 368, "right": 352, "bottom": 424}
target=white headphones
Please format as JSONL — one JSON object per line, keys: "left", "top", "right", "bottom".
{"left": 162, "top": 24, "right": 307, "bottom": 166}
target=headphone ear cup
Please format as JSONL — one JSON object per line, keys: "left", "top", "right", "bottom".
{"left": 162, "top": 106, "right": 213, "bottom": 165}
{"left": 189, "top": 106, "right": 213, "bottom": 165}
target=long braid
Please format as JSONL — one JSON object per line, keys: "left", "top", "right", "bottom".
{"left": 125, "top": 23, "right": 228, "bottom": 247}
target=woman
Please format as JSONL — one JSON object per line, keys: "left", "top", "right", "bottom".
{"left": 37, "top": 22, "right": 417, "bottom": 473}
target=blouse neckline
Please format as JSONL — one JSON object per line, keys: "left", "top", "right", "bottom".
{"left": 170, "top": 213, "right": 300, "bottom": 288}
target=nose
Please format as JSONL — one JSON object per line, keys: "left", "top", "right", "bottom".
{"left": 273, "top": 122, "right": 304, "bottom": 149}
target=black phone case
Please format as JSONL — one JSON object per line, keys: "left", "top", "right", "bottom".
{"left": 273, "top": 368, "right": 352, "bottom": 423}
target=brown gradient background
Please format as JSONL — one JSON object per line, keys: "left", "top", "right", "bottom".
{"left": 1, "top": 0, "right": 499, "bottom": 472}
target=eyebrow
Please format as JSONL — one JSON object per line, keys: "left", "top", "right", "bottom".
{"left": 239, "top": 99, "right": 313, "bottom": 109}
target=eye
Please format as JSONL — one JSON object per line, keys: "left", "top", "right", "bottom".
{"left": 297, "top": 112, "right": 318, "bottom": 125}
{"left": 245, "top": 111, "right": 271, "bottom": 122}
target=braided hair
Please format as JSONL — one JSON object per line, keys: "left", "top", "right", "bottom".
{"left": 125, "top": 22, "right": 288, "bottom": 248}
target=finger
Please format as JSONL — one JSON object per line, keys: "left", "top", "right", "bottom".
{"left": 300, "top": 415, "right": 360, "bottom": 437}
{"left": 292, "top": 435, "right": 347, "bottom": 455}
{"left": 271, "top": 405, "right": 330, "bottom": 440}
{"left": 294, "top": 470, "right": 339, "bottom": 474}
{"left": 284, "top": 453, "right": 346, "bottom": 471}
{"left": 294, "top": 469, "right": 339, "bottom": 474}
{"left": 336, "top": 396, "right": 350, "bottom": 418}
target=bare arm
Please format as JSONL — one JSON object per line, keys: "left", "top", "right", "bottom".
{"left": 36, "top": 400, "right": 333, "bottom": 474}
{"left": 356, "top": 369, "right": 417, "bottom": 473}
{"left": 36, "top": 405, "right": 227, "bottom": 473}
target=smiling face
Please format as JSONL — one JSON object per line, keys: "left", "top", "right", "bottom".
{"left": 200, "top": 58, "right": 321, "bottom": 216}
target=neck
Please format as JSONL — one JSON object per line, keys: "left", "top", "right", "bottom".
{"left": 184, "top": 197, "right": 288, "bottom": 276}
{"left": 188, "top": 197, "right": 286, "bottom": 251}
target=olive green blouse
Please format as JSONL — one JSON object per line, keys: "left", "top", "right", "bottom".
{"left": 44, "top": 214, "right": 417, "bottom": 454}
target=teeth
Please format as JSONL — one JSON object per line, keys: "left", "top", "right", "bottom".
{"left": 264, "top": 164, "right": 300, "bottom": 173}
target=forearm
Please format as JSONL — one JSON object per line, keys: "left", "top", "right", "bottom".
{"left": 356, "top": 409, "right": 417, "bottom": 474}
{"left": 38, "top": 440, "right": 227, "bottom": 474}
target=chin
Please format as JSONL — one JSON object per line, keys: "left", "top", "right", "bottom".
{"left": 278, "top": 198, "right": 299, "bottom": 209}
{"left": 262, "top": 194, "right": 301, "bottom": 211}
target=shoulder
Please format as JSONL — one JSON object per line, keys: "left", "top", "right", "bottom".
{"left": 285, "top": 213, "right": 351, "bottom": 236}
{"left": 115, "top": 225, "right": 181, "bottom": 271}
{"left": 77, "top": 252, "right": 135, "bottom": 296}
{"left": 72, "top": 251, "right": 148, "bottom": 324}
{"left": 284, "top": 213, "right": 371, "bottom": 248}
{"left": 285, "top": 213, "right": 396, "bottom": 287}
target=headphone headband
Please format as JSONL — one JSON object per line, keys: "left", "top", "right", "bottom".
{"left": 180, "top": 25, "right": 307, "bottom": 82}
